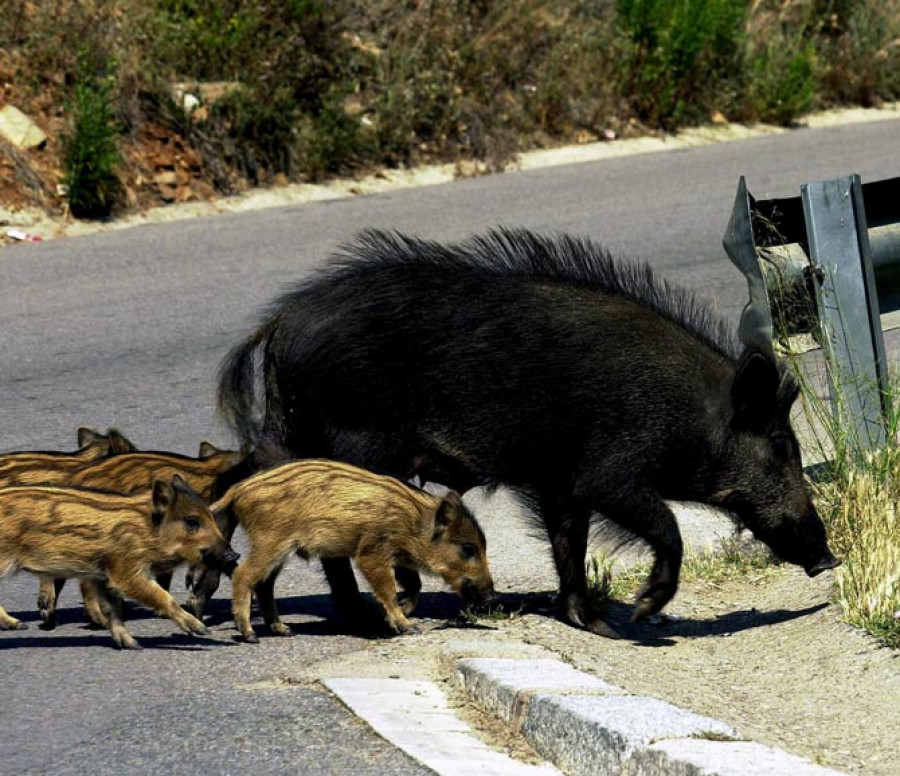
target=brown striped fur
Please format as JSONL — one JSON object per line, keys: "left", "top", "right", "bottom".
{"left": 189, "top": 459, "right": 494, "bottom": 641}
{"left": 69, "top": 441, "right": 243, "bottom": 499}
{"left": 0, "top": 475, "right": 238, "bottom": 649}
{"left": 0, "top": 428, "right": 136, "bottom": 487}
{"left": 0, "top": 427, "right": 137, "bottom": 628}
{"left": 40, "top": 441, "right": 244, "bottom": 628}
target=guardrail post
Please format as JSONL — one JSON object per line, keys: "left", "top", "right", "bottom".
{"left": 802, "top": 175, "right": 889, "bottom": 450}
{"left": 724, "top": 174, "right": 892, "bottom": 453}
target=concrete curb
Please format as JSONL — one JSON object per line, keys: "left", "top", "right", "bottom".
{"left": 443, "top": 643, "right": 848, "bottom": 776}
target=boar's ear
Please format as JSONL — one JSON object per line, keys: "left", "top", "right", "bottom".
{"left": 151, "top": 478, "right": 176, "bottom": 525}
{"left": 198, "top": 441, "right": 218, "bottom": 459}
{"left": 107, "top": 429, "right": 137, "bottom": 454}
{"left": 77, "top": 427, "right": 101, "bottom": 448}
{"left": 731, "top": 348, "right": 780, "bottom": 431}
{"left": 432, "top": 491, "right": 462, "bottom": 540}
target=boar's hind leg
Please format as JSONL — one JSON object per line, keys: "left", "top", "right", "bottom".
{"left": 321, "top": 558, "right": 362, "bottom": 615}
{"left": 255, "top": 565, "right": 291, "bottom": 637}
{"left": 37, "top": 576, "right": 65, "bottom": 629}
{"left": 543, "top": 500, "right": 618, "bottom": 637}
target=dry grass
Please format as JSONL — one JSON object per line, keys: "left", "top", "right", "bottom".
{"left": 812, "top": 449, "right": 900, "bottom": 648}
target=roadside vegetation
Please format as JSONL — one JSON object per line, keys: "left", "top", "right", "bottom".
{"left": 790, "top": 359, "right": 900, "bottom": 649}
{"left": 1, "top": 0, "right": 900, "bottom": 219}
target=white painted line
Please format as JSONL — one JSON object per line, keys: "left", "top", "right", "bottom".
{"left": 324, "top": 677, "right": 562, "bottom": 776}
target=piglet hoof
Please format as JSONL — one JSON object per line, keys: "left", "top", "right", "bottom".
{"left": 397, "top": 593, "right": 419, "bottom": 617}
{"left": 183, "top": 596, "right": 204, "bottom": 620}
{"left": 269, "top": 623, "right": 292, "bottom": 638}
{"left": 180, "top": 614, "right": 210, "bottom": 636}
{"left": 115, "top": 636, "right": 141, "bottom": 651}
{"left": 587, "top": 618, "right": 622, "bottom": 640}
{"left": 241, "top": 632, "right": 260, "bottom": 644}
{"left": 38, "top": 604, "right": 56, "bottom": 630}
{"left": 386, "top": 616, "right": 415, "bottom": 636}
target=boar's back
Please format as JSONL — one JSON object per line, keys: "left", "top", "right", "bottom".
{"left": 222, "top": 228, "right": 741, "bottom": 491}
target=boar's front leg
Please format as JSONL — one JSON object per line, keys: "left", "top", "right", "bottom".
{"left": 254, "top": 565, "right": 291, "bottom": 637}
{"left": 0, "top": 603, "right": 27, "bottom": 630}
{"left": 86, "top": 580, "right": 138, "bottom": 650}
{"left": 355, "top": 542, "right": 413, "bottom": 635}
{"left": 107, "top": 564, "right": 209, "bottom": 638}
{"left": 79, "top": 579, "right": 111, "bottom": 628}
{"left": 595, "top": 487, "right": 684, "bottom": 622}
{"left": 395, "top": 567, "right": 422, "bottom": 615}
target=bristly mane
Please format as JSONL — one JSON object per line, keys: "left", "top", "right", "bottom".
{"left": 319, "top": 226, "right": 740, "bottom": 359}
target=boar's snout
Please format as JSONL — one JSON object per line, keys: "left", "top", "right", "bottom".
{"left": 460, "top": 578, "right": 496, "bottom": 606}
{"left": 202, "top": 546, "right": 241, "bottom": 575}
{"left": 805, "top": 551, "right": 841, "bottom": 577}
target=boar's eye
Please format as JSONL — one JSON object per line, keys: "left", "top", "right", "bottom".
{"left": 460, "top": 543, "right": 478, "bottom": 560}
{"left": 184, "top": 516, "right": 201, "bottom": 532}
{"left": 771, "top": 433, "right": 795, "bottom": 458}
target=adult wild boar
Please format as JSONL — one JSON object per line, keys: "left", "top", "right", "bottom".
{"left": 218, "top": 228, "right": 840, "bottom": 637}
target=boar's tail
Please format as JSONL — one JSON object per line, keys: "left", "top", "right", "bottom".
{"left": 217, "top": 321, "right": 278, "bottom": 450}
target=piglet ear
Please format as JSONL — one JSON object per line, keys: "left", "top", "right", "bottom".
{"left": 77, "top": 427, "right": 101, "bottom": 448}
{"left": 151, "top": 478, "right": 176, "bottom": 525}
{"left": 432, "top": 491, "right": 462, "bottom": 540}
{"left": 731, "top": 348, "right": 780, "bottom": 431}
{"left": 198, "top": 441, "right": 218, "bottom": 459}
{"left": 107, "top": 429, "right": 137, "bottom": 454}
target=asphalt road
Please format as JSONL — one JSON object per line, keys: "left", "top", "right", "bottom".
{"left": 1, "top": 114, "right": 899, "bottom": 775}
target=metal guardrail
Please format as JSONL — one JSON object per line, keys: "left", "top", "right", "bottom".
{"left": 723, "top": 174, "right": 900, "bottom": 452}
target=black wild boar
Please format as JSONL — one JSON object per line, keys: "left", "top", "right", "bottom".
{"left": 217, "top": 228, "right": 841, "bottom": 637}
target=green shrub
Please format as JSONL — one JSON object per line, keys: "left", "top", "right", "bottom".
{"left": 746, "top": 39, "right": 816, "bottom": 125}
{"left": 615, "top": 0, "right": 747, "bottom": 127}
{"left": 63, "top": 78, "right": 123, "bottom": 219}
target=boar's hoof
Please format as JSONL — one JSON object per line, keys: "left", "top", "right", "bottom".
{"left": 269, "top": 623, "right": 292, "bottom": 638}
{"left": 587, "top": 618, "right": 622, "bottom": 639}
{"left": 557, "top": 592, "right": 588, "bottom": 629}
{"left": 242, "top": 632, "right": 260, "bottom": 644}
{"left": 631, "top": 596, "right": 656, "bottom": 623}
